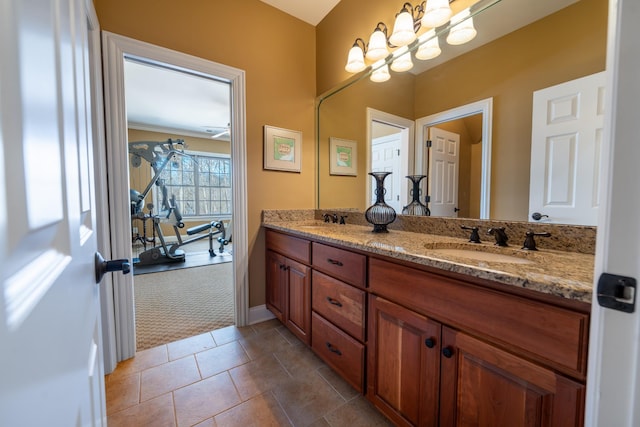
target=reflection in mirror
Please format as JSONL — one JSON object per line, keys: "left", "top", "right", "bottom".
{"left": 415, "top": 98, "right": 492, "bottom": 219}
{"left": 317, "top": 0, "right": 607, "bottom": 225}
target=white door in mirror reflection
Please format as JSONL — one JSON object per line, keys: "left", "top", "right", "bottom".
{"left": 529, "top": 72, "right": 605, "bottom": 226}
{"left": 371, "top": 133, "right": 403, "bottom": 212}
{"left": 429, "top": 127, "right": 460, "bottom": 217}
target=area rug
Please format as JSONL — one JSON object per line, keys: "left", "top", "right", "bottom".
{"left": 134, "top": 262, "right": 234, "bottom": 350}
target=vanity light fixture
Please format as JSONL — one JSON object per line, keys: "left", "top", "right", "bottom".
{"left": 391, "top": 47, "right": 414, "bottom": 72}
{"left": 415, "top": 30, "right": 441, "bottom": 60}
{"left": 345, "top": 0, "right": 480, "bottom": 82}
{"left": 366, "top": 23, "right": 391, "bottom": 61}
{"left": 446, "top": 8, "right": 477, "bottom": 45}
{"left": 370, "top": 61, "right": 391, "bottom": 82}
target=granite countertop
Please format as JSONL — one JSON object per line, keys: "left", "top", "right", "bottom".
{"left": 263, "top": 219, "right": 595, "bottom": 304}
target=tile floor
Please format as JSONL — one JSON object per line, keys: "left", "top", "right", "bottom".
{"left": 105, "top": 319, "right": 393, "bottom": 427}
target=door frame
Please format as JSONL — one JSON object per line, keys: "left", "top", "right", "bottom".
{"left": 415, "top": 97, "right": 493, "bottom": 219}
{"left": 101, "top": 32, "right": 248, "bottom": 362}
{"left": 366, "top": 108, "right": 414, "bottom": 209}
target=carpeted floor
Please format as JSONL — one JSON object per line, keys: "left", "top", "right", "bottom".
{"left": 133, "top": 262, "right": 234, "bottom": 350}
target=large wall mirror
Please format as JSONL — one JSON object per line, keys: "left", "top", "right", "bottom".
{"left": 317, "top": 0, "right": 607, "bottom": 225}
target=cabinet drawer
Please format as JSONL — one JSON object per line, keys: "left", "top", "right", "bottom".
{"left": 312, "top": 270, "right": 365, "bottom": 342}
{"left": 266, "top": 230, "right": 311, "bottom": 264}
{"left": 369, "top": 258, "right": 589, "bottom": 380}
{"left": 312, "top": 312, "right": 364, "bottom": 392}
{"left": 312, "top": 242, "right": 366, "bottom": 288}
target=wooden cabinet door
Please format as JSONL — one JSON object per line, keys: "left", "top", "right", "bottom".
{"left": 266, "top": 249, "right": 286, "bottom": 322}
{"left": 285, "top": 258, "right": 312, "bottom": 345}
{"left": 367, "top": 296, "right": 441, "bottom": 427}
{"left": 440, "top": 327, "right": 585, "bottom": 427}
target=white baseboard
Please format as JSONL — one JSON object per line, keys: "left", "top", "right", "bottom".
{"left": 248, "top": 304, "right": 275, "bottom": 325}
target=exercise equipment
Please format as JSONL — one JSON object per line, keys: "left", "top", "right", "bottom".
{"left": 129, "top": 138, "right": 231, "bottom": 266}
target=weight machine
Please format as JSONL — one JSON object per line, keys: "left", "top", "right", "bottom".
{"left": 129, "top": 138, "right": 230, "bottom": 266}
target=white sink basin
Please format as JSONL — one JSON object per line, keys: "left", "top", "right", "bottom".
{"left": 428, "top": 248, "right": 535, "bottom": 265}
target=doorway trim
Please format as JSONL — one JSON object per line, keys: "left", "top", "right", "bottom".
{"left": 366, "top": 108, "right": 415, "bottom": 208}
{"left": 415, "top": 97, "right": 493, "bottom": 219}
{"left": 102, "top": 32, "right": 248, "bottom": 362}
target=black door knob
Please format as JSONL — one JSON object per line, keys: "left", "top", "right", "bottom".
{"left": 95, "top": 252, "right": 131, "bottom": 283}
{"left": 424, "top": 338, "right": 436, "bottom": 348}
{"left": 442, "top": 347, "right": 454, "bottom": 358}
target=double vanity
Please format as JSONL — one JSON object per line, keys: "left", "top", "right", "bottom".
{"left": 263, "top": 209, "right": 594, "bottom": 426}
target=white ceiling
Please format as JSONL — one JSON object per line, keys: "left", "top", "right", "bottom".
{"left": 258, "top": 0, "right": 341, "bottom": 25}
{"left": 124, "top": 0, "right": 577, "bottom": 140}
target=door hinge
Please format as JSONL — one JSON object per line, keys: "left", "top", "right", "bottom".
{"left": 597, "top": 273, "right": 636, "bottom": 313}
{"left": 426, "top": 140, "right": 432, "bottom": 148}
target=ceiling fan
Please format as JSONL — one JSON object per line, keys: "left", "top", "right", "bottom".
{"left": 206, "top": 123, "right": 231, "bottom": 139}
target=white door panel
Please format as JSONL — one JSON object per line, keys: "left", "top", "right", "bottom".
{"left": 586, "top": 0, "right": 640, "bottom": 425}
{"left": 371, "top": 133, "right": 403, "bottom": 212}
{"left": 0, "top": 0, "right": 107, "bottom": 425}
{"left": 529, "top": 71, "right": 605, "bottom": 225}
{"left": 429, "top": 127, "right": 460, "bottom": 217}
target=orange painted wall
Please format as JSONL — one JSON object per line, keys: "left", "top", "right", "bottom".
{"left": 94, "top": 0, "right": 316, "bottom": 308}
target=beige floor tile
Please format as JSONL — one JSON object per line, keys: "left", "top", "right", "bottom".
{"left": 140, "top": 356, "right": 201, "bottom": 402}
{"left": 167, "top": 332, "right": 216, "bottom": 361}
{"left": 273, "top": 342, "right": 324, "bottom": 379}
{"left": 214, "top": 392, "right": 292, "bottom": 427}
{"left": 107, "top": 392, "right": 176, "bottom": 427}
{"left": 250, "top": 318, "right": 281, "bottom": 333}
{"left": 193, "top": 418, "right": 217, "bottom": 427}
{"left": 324, "top": 396, "right": 393, "bottom": 427}
{"left": 306, "top": 417, "right": 332, "bottom": 427}
{"left": 228, "top": 353, "right": 292, "bottom": 401}
{"left": 196, "top": 341, "right": 249, "bottom": 378}
{"left": 107, "top": 345, "right": 168, "bottom": 381}
{"left": 173, "top": 372, "right": 241, "bottom": 427}
{"left": 316, "top": 365, "right": 360, "bottom": 401}
{"left": 275, "top": 325, "right": 307, "bottom": 346}
{"left": 211, "top": 324, "right": 255, "bottom": 346}
{"left": 272, "top": 372, "right": 346, "bottom": 427}
{"left": 106, "top": 372, "right": 141, "bottom": 414}
{"left": 238, "top": 328, "right": 291, "bottom": 360}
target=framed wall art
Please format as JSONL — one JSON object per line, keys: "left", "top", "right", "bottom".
{"left": 263, "top": 125, "right": 302, "bottom": 172}
{"left": 329, "top": 137, "right": 357, "bottom": 176}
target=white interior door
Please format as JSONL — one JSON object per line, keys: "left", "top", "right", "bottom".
{"left": 0, "top": 0, "right": 107, "bottom": 425}
{"left": 429, "top": 127, "right": 460, "bottom": 217}
{"left": 586, "top": 0, "right": 640, "bottom": 425}
{"left": 529, "top": 71, "right": 606, "bottom": 225}
{"left": 371, "top": 133, "right": 403, "bottom": 212}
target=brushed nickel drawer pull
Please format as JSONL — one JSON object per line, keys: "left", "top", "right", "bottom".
{"left": 326, "top": 296, "right": 343, "bottom": 307}
{"left": 326, "top": 342, "right": 342, "bottom": 356}
{"left": 327, "top": 258, "right": 344, "bottom": 266}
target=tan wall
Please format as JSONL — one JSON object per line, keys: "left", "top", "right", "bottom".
{"left": 317, "top": 0, "right": 607, "bottom": 221}
{"left": 95, "top": 0, "right": 317, "bottom": 308}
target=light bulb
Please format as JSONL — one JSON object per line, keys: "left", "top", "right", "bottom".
{"left": 447, "top": 9, "right": 477, "bottom": 45}
{"left": 366, "top": 29, "right": 390, "bottom": 61}
{"left": 421, "top": 0, "right": 452, "bottom": 28}
{"left": 345, "top": 44, "right": 366, "bottom": 73}
{"left": 389, "top": 10, "right": 417, "bottom": 47}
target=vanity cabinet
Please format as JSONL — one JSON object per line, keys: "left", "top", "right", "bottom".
{"left": 264, "top": 228, "right": 589, "bottom": 426}
{"left": 265, "top": 230, "right": 312, "bottom": 344}
{"left": 368, "top": 295, "right": 441, "bottom": 426}
{"left": 310, "top": 242, "right": 367, "bottom": 392}
{"left": 368, "top": 257, "right": 588, "bottom": 427}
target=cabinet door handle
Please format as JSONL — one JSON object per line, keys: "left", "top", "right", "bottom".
{"left": 326, "top": 296, "right": 343, "bottom": 307}
{"left": 326, "top": 342, "right": 342, "bottom": 356}
{"left": 327, "top": 258, "right": 344, "bottom": 266}
{"left": 424, "top": 338, "right": 436, "bottom": 348}
{"left": 442, "top": 347, "right": 454, "bottom": 358}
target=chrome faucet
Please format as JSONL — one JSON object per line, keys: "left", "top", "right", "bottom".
{"left": 487, "top": 227, "right": 509, "bottom": 247}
